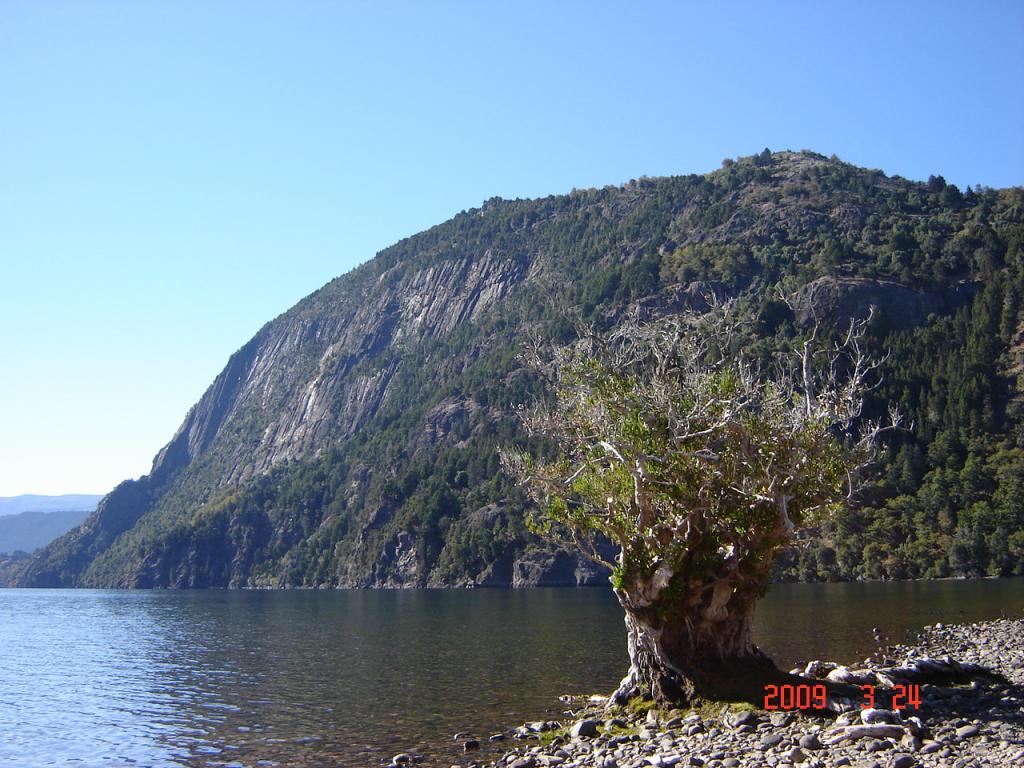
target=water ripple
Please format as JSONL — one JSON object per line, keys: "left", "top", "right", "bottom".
{"left": 1, "top": 581, "right": 1022, "bottom": 767}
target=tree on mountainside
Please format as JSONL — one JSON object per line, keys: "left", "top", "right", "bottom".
{"left": 502, "top": 309, "right": 896, "bottom": 705}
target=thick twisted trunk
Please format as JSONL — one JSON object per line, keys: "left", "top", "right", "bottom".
{"left": 610, "top": 582, "right": 780, "bottom": 706}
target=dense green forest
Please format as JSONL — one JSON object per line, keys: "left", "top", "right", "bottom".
{"left": 19, "top": 151, "right": 1024, "bottom": 588}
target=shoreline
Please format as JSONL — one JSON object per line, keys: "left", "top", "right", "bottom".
{"left": 434, "top": 616, "right": 1024, "bottom": 768}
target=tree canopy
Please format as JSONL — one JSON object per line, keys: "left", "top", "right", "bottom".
{"left": 503, "top": 309, "right": 894, "bottom": 703}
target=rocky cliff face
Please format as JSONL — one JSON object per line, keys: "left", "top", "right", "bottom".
{"left": 19, "top": 151, "right": 1023, "bottom": 588}
{"left": 791, "top": 276, "right": 979, "bottom": 330}
{"left": 150, "top": 247, "right": 530, "bottom": 489}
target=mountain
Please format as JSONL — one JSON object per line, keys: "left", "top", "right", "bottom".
{"left": 0, "top": 509, "right": 91, "bottom": 554}
{"left": 16, "top": 150, "right": 1024, "bottom": 589}
{"left": 0, "top": 495, "right": 101, "bottom": 517}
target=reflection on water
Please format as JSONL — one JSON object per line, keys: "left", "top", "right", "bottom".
{"left": 1, "top": 579, "right": 1021, "bottom": 767}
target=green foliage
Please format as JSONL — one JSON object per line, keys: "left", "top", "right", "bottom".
{"left": 504, "top": 312, "right": 875, "bottom": 608}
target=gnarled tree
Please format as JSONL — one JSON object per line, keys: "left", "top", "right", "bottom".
{"left": 502, "top": 309, "right": 894, "bottom": 706}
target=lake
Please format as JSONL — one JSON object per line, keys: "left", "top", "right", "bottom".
{"left": 1, "top": 579, "right": 1022, "bottom": 767}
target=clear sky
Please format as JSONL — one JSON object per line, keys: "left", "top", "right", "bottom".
{"left": 1, "top": 1, "right": 1022, "bottom": 497}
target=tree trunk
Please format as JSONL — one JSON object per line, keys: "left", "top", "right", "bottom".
{"left": 610, "top": 583, "right": 780, "bottom": 706}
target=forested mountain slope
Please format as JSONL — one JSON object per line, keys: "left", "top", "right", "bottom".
{"left": 0, "top": 509, "right": 91, "bottom": 555}
{"left": 18, "top": 150, "right": 1024, "bottom": 588}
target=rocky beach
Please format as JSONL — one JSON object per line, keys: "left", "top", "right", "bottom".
{"left": 420, "top": 617, "right": 1024, "bottom": 768}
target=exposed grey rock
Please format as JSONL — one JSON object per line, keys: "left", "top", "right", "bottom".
{"left": 372, "top": 531, "right": 420, "bottom": 587}
{"left": 570, "top": 719, "right": 601, "bottom": 738}
{"left": 791, "top": 276, "right": 978, "bottom": 331}
{"left": 511, "top": 548, "right": 610, "bottom": 587}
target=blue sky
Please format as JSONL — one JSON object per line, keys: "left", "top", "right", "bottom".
{"left": 1, "top": 1, "right": 1022, "bottom": 496}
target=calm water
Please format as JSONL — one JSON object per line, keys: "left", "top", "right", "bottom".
{"left": 1, "top": 580, "right": 1022, "bottom": 767}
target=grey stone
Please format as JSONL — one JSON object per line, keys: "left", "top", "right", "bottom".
{"left": 803, "top": 659, "right": 837, "bottom": 677}
{"left": 728, "top": 710, "right": 759, "bottom": 728}
{"left": 891, "top": 755, "right": 916, "bottom": 768}
{"left": 955, "top": 724, "right": 981, "bottom": 739}
{"left": 760, "top": 733, "right": 785, "bottom": 749}
{"left": 570, "top": 719, "right": 601, "bottom": 739}
{"left": 798, "top": 733, "right": 822, "bottom": 750}
{"left": 900, "top": 734, "right": 922, "bottom": 752}
{"left": 861, "top": 708, "right": 900, "bottom": 725}
{"left": 785, "top": 747, "right": 806, "bottom": 764}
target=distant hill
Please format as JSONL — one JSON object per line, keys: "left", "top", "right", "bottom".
{"left": 0, "top": 495, "right": 102, "bottom": 517}
{"left": 16, "top": 150, "right": 1024, "bottom": 588}
{"left": 0, "top": 509, "right": 91, "bottom": 555}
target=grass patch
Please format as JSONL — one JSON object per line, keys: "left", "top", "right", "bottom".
{"left": 538, "top": 727, "right": 569, "bottom": 745}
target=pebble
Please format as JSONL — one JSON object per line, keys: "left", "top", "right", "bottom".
{"left": 759, "top": 732, "right": 784, "bottom": 748}
{"left": 955, "top": 723, "right": 981, "bottom": 739}
{"left": 728, "top": 710, "right": 758, "bottom": 729}
{"left": 785, "top": 746, "right": 806, "bottom": 763}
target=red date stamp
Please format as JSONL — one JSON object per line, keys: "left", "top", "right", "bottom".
{"left": 763, "top": 683, "right": 921, "bottom": 710}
